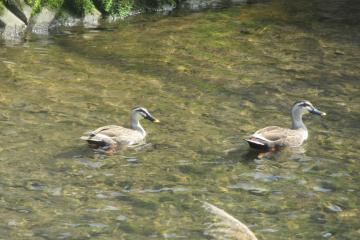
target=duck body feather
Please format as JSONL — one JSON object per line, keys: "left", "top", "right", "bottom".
{"left": 81, "top": 125, "right": 145, "bottom": 147}
{"left": 245, "top": 126, "right": 307, "bottom": 150}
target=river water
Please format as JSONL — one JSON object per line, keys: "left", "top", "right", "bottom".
{"left": 0, "top": 0, "right": 359, "bottom": 239}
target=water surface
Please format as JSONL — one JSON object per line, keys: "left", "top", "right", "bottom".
{"left": 0, "top": 1, "right": 359, "bottom": 239}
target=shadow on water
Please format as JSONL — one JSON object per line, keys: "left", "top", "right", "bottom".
{"left": 53, "top": 146, "right": 102, "bottom": 160}
{"left": 224, "top": 145, "right": 261, "bottom": 162}
{"left": 224, "top": 143, "right": 308, "bottom": 162}
{"left": 48, "top": 0, "right": 360, "bottom": 114}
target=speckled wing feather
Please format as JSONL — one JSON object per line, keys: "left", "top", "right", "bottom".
{"left": 250, "top": 126, "right": 304, "bottom": 147}
{"left": 254, "top": 126, "right": 289, "bottom": 142}
{"left": 90, "top": 125, "right": 130, "bottom": 137}
{"left": 81, "top": 125, "right": 118, "bottom": 139}
{"left": 81, "top": 125, "right": 144, "bottom": 146}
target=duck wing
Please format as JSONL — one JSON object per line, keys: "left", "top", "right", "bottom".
{"left": 245, "top": 126, "right": 289, "bottom": 148}
{"left": 81, "top": 125, "right": 132, "bottom": 141}
{"left": 91, "top": 125, "right": 132, "bottom": 138}
{"left": 255, "top": 126, "right": 289, "bottom": 141}
{"left": 81, "top": 125, "right": 119, "bottom": 139}
{"left": 81, "top": 125, "right": 143, "bottom": 146}
{"left": 247, "top": 126, "right": 304, "bottom": 148}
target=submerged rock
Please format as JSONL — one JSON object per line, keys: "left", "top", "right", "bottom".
{"left": 203, "top": 202, "right": 258, "bottom": 240}
{"left": 228, "top": 182, "right": 270, "bottom": 195}
{"left": 25, "top": 181, "right": 47, "bottom": 191}
{"left": 325, "top": 203, "right": 343, "bottom": 212}
{"left": 180, "top": 0, "right": 247, "bottom": 11}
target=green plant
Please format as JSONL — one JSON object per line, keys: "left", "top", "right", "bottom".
{"left": 46, "top": 0, "right": 64, "bottom": 9}
{"left": 17, "top": 0, "right": 179, "bottom": 18}
{"left": 25, "top": 0, "right": 42, "bottom": 14}
{"left": 25, "top": 0, "right": 64, "bottom": 15}
{"left": 71, "top": 0, "right": 95, "bottom": 15}
{"left": 0, "top": 1, "right": 4, "bottom": 14}
{"left": 97, "top": 0, "right": 134, "bottom": 17}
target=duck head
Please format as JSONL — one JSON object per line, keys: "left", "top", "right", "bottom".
{"left": 132, "top": 107, "right": 160, "bottom": 122}
{"left": 292, "top": 100, "right": 326, "bottom": 117}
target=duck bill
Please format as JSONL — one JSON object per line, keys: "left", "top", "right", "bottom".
{"left": 310, "top": 108, "right": 326, "bottom": 117}
{"left": 145, "top": 115, "right": 160, "bottom": 123}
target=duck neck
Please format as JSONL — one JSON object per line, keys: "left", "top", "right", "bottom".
{"left": 291, "top": 108, "right": 307, "bottom": 130}
{"left": 131, "top": 116, "right": 146, "bottom": 136}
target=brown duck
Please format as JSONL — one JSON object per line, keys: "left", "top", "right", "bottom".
{"left": 245, "top": 100, "right": 326, "bottom": 150}
{"left": 80, "top": 107, "right": 159, "bottom": 152}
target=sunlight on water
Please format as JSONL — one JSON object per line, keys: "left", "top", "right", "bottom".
{"left": 0, "top": 0, "right": 359, "bottom": 239}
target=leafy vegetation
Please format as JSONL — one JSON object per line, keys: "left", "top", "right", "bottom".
{"left": 0, "top": 1, "right": 4, "bottom": 14}
{"left": 64, "top": 0, "right": 95, "bottom": 15}
{"left": 5, "top": 0, "right": 179, "bottom": 17}
{"left": 94, "top": 0, "right": 134, "bottom": 17}
{"left": 25, "top": 0, "right": 64, "bottom": 14}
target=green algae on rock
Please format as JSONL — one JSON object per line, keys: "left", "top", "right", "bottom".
{"left": 1, "top": 0, "right": 250, "bottom": 40}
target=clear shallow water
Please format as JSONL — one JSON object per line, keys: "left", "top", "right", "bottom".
{"left": 0, "top": 1, "right": 360, "bottom": 239}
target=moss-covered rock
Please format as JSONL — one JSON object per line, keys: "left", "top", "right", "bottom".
{"left": 1, "top": 0, "right": 250, "bottom": 40}
{"left": 63, "top": 0, "right": 95, "bottom": 16}
{"left": 83, "top": 4, "right": 101, "bottom": 26}
{"left": 93, "top": 0, "right": 134, "bottom": 18}
{"left": 25, "top": 0, "right": 64, "bottom": 15}
{"left": 29, "top": 6, "right": 57, "bottom": 33}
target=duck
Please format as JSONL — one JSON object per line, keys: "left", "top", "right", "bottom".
{"left": 245, "top": 100, "right": 326, "bottom": 150}
{"left": 80, "top": 107, "right": 159, "bottom": 153}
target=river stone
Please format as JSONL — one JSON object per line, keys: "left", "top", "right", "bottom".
{"left": 30, "top": 7, "right": 57, "bottom": 34}
{"left": 50, "top": 10, "right": 81, "bottom": 28}
{"left": 158, "top": 4, "right": 176, "bottom": 13}
{"left": 21, "top": 1, "right": 32, "bottom": 23}
{"left": 0, "top": 7, "right": 26, "bottom": 40}
{"left": 228, "top": 182, "right": 270, "bottom": 195}
{"left": 180, "top": 0, "right": 247, "bottom": 10}
{"left": 83, "top": 7, "right": 102, "bottom": 28}
{"left": 325, "top": 203, "right": 343, "bottom": 212}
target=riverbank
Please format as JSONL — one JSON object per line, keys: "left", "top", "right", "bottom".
{"left": 0, "top": 0, "right": 247, "bottom": 40}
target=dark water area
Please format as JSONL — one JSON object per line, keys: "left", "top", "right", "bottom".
{"left": 0, "top": 0, "right": 359, "bottom": 239}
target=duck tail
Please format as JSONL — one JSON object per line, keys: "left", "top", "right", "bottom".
{"left": 80, "top": 135, "right": 105, "bottom": 142}
{"left": 244, "top": 138, "right": 267, "bottom": 149}
{"left": 80, "top": 136, "right": 90, "bottom": 140}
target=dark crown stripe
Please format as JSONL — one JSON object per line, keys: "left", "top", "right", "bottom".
{"left": 133, "top": 107, "right": 150, "bottom": 116}
{"left": 293, "top": 100, "right": 310, "bottom": 107}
